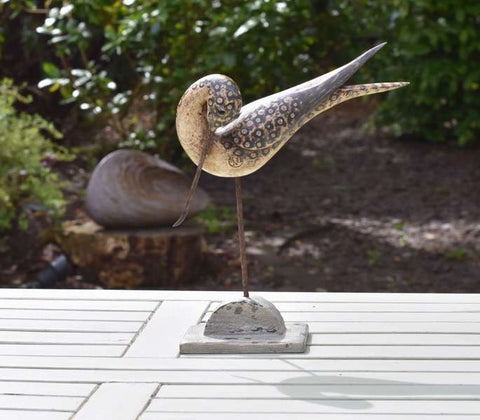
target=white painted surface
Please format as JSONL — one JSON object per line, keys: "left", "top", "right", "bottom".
{"left": 156, "top": 383, "right": 480, "bottom": 399}
{"left": 0, "top": 344, "right": 125, "bottom": 357}
{"left": 0, "top": 319, "right": 143, "bottom": 332}
{"left": 3, "top": 356, "right": 480, "bottom": 372}
{"left": 308, "top": 333, "right": 480, "bottom": 345}
{"left": 184, "top": 345, "right": 480, "bottom": 359}
{"left": 0, "top": 289, "right": 479, "bottom": 419}
{"left": 73, "top": 382, "right": 158, "bottom": 420}
{"left": 282, "top": 311, "right": 480, "bottom": 322}
{"left": 0, "top": 381, "right": 95, "bottom": 396}
{"left": 0, "top": 299, "right": 158, "bottom": 311}
{"left": 305, "top": 321, "right": 480, "bottom": 333}
{"left": 147, "top": 398, "right": 480, "bottom": 414}
{"left": 0, "top": 410, "right": 71, "bottom": 420}
{"left": 125, "top": 300, "right": 209, "bottom": 357}
{"left": 0, "top": 309, "right": 150, "bottom": 321}
{"left": 141, "top": 415, "right": 480, "bottom": 420}
{"left": 0, "top": 331, "right": 133, "bottom": 344}
{"left": 0, "top": 394, "right": 83, "bottom": 410}
{"left": 2, "top": 368, "right": 480, "bottom": 384}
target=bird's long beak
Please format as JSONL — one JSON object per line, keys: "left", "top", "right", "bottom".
{"left": 173, "top": 132, "right": 214, "bottom": 227}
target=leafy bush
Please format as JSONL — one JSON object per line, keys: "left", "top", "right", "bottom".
{"left": 195, "top": 204, "right": 236, "bottom": 234}
{"left": 29, "top": 0, "right": 339, "bottom": 159}
{"left": 1, "top": 0, "right": 478, "bottom": 150}
{"left": 0, "top": 78, "right": 72, "bottom": 231}
{"left": 336, "top": 0, "right": 480, "bottom": 145}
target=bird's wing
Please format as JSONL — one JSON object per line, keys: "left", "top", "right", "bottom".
{"left": 216, "top": 43, "right": 389, "bottom": 153}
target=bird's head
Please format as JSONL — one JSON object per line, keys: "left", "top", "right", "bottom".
{"left": 200, "top": 74, "right": 243, "bottom": 132}
{"left": 173, "top": 74, "right": 243, "bottom": 227}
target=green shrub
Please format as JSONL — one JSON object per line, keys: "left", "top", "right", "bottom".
{"left": 336, "top": 0, "right": 480, "bottom": 145}
{"left": 2, "top": 1, "right": 478, "bottom": 149}
{"left": 195, "top": 204, "right": 236, "bottom": 234}
{"left": 0, "top": 78, "right": 72, "bottom": 231}
{"left": 30, "top": 0, "right": 337, "bottom": 159}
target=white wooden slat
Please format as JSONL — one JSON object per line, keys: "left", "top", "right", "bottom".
{"left": 141, "top": 414, "right": 480, "bottom": 420}
{"left": 0, "top": 320, "right": 143, "bottom": 332}
{"left": 309, "top": 333, "right": 480, "bottom": 346}
{"left": 157, "top": 383, "right": 480, "bottom": 400}
{"left": 0, "top": 309, "right": 150, "bottom": 321}
{"left": 0, "top": 394, "right": 82, "bottom": 411}
{"left": 307, "top": 322, "right": 480, "bottom": 333}
{"left": 125, "top": 301, "right": 209, "bottom": 357}
{"left": 73, "top": 382, "right": 159, "bottom": 420}
{"left": 0, "top": 299, "right": 157, "bottom": 311}
{"left": 282, "top": 312, "right": 480, "bottom": 322}
{"left": 0, "top": 332, "right": 133, "bottom": 345}
{"left": 0, "top": 381, "right": 95, "bottom": 396}
{"left": 0, "top": 345, "right": 124, "bottom": 357}
{"left": 3, "top": 289, "right": 480, "bottom": 303}
{"left": 0, "top": 410, "right": 71, "bottom": 420}
{"left": 2, "top": 369, "right": 480, "bottom": 385}
{"left": 186, "top": 345, "right": 480, "bottom": 360}
{"left": 4, "top": 356, "right": 480, "bottom": 373}
{"left": 148, "top": 398, "right": 480, "bottom": 414}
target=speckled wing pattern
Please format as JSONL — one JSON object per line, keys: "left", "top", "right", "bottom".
{"left": 217, "top": 81, "right": 407, "bottom": 171}
{"left": 218, "top": 95, "right": 303, "bottom": 168}
{"left": 215, "top": 43, "right": 404, "bottom": 171}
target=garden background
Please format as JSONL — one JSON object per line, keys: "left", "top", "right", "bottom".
{"left": 0, "top": 0, "right": 479, "bottom": 291}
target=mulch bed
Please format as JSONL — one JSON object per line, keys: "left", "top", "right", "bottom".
{"left": 186, "top": 101, "right": 480, "bottom": 293}
{"left": 2, "top": 101, "right": 479, "bottom": 292}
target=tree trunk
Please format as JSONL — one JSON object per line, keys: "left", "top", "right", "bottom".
{"left": 55, "top": 220, "right": 205, "bottom": 289}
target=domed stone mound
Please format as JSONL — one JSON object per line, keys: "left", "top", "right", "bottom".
{"left": 180, "top": 296, "right": 309, "bottom": 354}
{"left": 205, "top": 296, "right": 286, "bottom": 338}
{"left": 86, "top": 149, "right": 209, "bottom": 228}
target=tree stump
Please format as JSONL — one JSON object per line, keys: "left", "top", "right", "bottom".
{"left": 54, "top": 220, "right": 206, "bottom": 289}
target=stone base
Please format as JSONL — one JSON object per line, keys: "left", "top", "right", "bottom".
{"left": 180, "top": 322, "right": 309, "bottom": 354}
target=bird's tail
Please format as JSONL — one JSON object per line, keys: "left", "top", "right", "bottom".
{"left": 317, "top": 82, "right": 409, "bottom": 114}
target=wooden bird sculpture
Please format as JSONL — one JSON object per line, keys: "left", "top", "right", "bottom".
{"left": 174, "top": 43, "right": 408, "bottom": 297}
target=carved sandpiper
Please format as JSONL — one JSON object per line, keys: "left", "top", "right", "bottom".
{"left": 173, "top": 43, "right": 409, "bottom": 297}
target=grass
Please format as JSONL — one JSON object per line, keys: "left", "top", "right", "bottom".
{"left": 367, "top": 248, "right": 382, "bottom": 267}
{"left": 443, "top": 248, "right": 470, "bottom": 263}
{"left": 194, "top": 204, "right": 236, "bottom": 234}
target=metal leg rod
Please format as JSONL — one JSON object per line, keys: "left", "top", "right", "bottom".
{"left": 235, "top": 177, "right": 249, "bottom": 298}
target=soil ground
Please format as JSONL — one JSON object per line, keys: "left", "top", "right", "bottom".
{"left": 186, "top": 101, "right": 480, "bottom": 293}
{"left": 1, "top": 101, "right": 479, "bottom": 292}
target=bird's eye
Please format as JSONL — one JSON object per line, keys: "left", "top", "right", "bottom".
{"left": 217, "top": 108, "right": 226, "bottom": 115}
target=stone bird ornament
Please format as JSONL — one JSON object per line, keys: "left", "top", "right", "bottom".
{"left": 174, "top": 43, "right": 408, "bottom": 297}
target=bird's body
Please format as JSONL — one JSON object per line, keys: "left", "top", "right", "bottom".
{"left": 174, "top": 44, "right": 409, "bottom": 298}
{"left": 176, "top": 43, "right": 408, "bottom": 178}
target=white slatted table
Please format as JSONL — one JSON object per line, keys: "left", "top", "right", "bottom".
{"left": 0, "top": 290, "right": 479, "bottom": 419}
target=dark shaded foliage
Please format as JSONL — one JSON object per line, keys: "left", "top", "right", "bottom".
{"left": 0, "top": 0, "right": 478, "bottom": 156}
